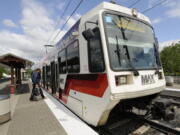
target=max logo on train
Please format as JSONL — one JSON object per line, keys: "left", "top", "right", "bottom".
{"left": 141, "top": 74, "right": 155, "bottom": 85}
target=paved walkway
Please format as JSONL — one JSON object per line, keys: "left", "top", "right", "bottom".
{"left": 0, "top": 81, "right": 67, "bottom": 135}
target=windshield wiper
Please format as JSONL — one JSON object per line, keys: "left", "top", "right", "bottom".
{"left": 114, "top": 36, "right": 121, "bottom": 66}
{"left": 120, "top": 27, "right": 127, "bottom": 40}
{"left": 123, "top": 45, "right": 139, "bottom": 76}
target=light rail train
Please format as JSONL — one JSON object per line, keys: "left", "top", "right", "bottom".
{"left": 40, "top": 2, "right": 166, "bottom": 126}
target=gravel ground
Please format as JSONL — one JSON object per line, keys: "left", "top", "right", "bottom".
{"left": 143, "top": 107, "right": 180, "bottom": 135}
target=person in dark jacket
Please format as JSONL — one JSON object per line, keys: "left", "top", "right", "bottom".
{"left": 30, "top": 68, "right": 45, "bottom": 101}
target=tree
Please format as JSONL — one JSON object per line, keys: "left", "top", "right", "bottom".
{"left": 0, "top": 66, "right": 7, "bottom": 78}
{"left": 160, "top": 43, "right": 180, "bottom": 75}
{"left": 26, "top": 68, "right": 33, "bottom": 76}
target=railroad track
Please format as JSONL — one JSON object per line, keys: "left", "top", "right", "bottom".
{"left": 160, "top": 94, "right": 180, "bottom": 101}
{"left": 141, "top": 117, "right": 180, "bottom": 135}
{"left": 159, "top": 96, "right": 180, "bottom": 107}
{"left": 97, "top": 113, "right": 180, "bottom": 135}
{"left": 160, "top": 90, "right": 180, "bottom": 107}
{"left": 171, "top": 100, "right": 180, "bottom": 107}
{"left": 160, "top": 90, "right": 180, "bottom": 100}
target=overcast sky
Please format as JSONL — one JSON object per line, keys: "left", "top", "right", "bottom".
{"left": 0, "top": 0, "right": 180, "bottom": 63}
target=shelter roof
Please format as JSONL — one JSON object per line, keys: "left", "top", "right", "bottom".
{"left": 0, "top": 53, "right": 33, "bottom": 68}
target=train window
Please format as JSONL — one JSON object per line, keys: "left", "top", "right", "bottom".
{"left": 46, "top": 65, "right": 51, "bottom": 87}
{"left": 42, "top": 66, "right": 46, "bottom": 88}
{"left": 88, "top": 27, "right": 105, "bottom": 72}
{"left": 67, "top": 41, "right": 80, "bottom": 73}
{"left": 58, "top": 50, "right": 66, "bottom": 73}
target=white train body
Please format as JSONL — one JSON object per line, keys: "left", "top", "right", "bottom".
{"left": 41, "top": 2, "right": 166, "bottom": 126}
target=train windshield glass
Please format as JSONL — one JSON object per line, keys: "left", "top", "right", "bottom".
{"left": 103, "top": 13, "right": 161, "bottom": 71}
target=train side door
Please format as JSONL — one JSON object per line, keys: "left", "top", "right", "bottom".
{"left": 45, "top": 65, "right": 50, "bottom": 89}
{"left": 58, "top": 49, "right": 67, "bottom": 91}
{"left": 55, "top": 63, "right": 59, "bottom": 93}
{"left": 50, "top": 61, "right": 56, "bottom": 94}
{"left": 42, "top": 66, "right": 46, "bottom": 88}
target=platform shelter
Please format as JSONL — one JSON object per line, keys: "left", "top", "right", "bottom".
{"left": 0, "top": 53, "right": 33, "bottom": 93}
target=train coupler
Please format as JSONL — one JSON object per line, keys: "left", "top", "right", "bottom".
{"left": 151, "top": 98, "right": 175, "bottom": 121}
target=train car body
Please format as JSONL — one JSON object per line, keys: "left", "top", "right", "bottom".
{"left": 41, "top": 2, "right": 166, "bottom": 126}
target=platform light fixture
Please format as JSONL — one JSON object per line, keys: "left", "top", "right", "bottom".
{"left": 132, "top": 8, "right": 138, "bottom": 17}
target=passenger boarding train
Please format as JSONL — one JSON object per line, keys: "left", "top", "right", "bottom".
{"left": 40, "top": 2, "right": 165, "bottom": 126}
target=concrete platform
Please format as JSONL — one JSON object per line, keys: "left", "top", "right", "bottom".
{"left": 0, "top": 81, "right": 98, "bottom": 135}
{"left": 0, "top": 81, "right": 67, "bottom": 135}
{"left": 43, "top": 90, "right": 98, "bottom": 135}
{"left": 166, "top": 83, "right": 180, "bottom": 90}
{"left": 165, "top": 84, "right": 180, "bottom": 93}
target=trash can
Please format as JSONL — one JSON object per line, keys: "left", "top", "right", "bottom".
{"left": 0, "top": 95, "right": 11, "bottom": 124}
{"left": 9, "top": 84, "right": 16, "bottom": 94}
{"left": 165, "top": 76, "right": 174, "bottom": 86}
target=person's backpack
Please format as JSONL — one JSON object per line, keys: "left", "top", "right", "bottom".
{"left": 34, "top": 87, "right": 40, "bottom": 96}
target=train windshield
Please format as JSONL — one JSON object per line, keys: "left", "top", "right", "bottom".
{"left": 103, "top": 13, "right": 161, "bottom": 71}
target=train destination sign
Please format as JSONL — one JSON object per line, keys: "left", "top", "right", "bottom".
{"left": 105, "top": 15, "right": 146, "bottom": 33}
{"left": 116, "top": 18, "right": 145, "bottom": 33}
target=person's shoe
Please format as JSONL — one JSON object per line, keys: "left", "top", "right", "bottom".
{"left": 30, "top": 97, "right": 38, "bottom": 101}
{"left": 42, "top": 96, "right": 46, "bottom": 99}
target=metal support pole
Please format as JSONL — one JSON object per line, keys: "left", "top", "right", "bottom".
{"left": 15, "top": 68, "right": 18, "bottom": 84}
{"left": 10, "top": 67, "right": 15, "bottom": 94}
{"left": 18, "top": 68, "right": 21, "bottom": 84}
{"left": 11, "top": 66, "right": 14, "bottom": 84}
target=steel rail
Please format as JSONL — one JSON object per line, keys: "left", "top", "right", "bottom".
{"left": 143, "top": 118, "right": 180, "bottom": 135}
{"left": 124, "top": 113, "right": 180, "bottom": 135}
{"left": 159, "top": 95, "right": 180, "bottom": 107}
{"left": 160, "top": 94, "right": 180, "bottom": 100}
{"left": 171, "top": 100, "right": 180, "bottom": 107}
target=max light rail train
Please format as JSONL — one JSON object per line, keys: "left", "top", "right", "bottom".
{"left": 40, "top": 2, "right": 168, "bottom": 126}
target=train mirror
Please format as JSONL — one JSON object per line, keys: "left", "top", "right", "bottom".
{"left": 82, "top": 28, "right": 95, "bottom": 41}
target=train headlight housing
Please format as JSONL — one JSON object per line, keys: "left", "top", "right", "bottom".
{"left": 115, "top": 75, "right": 127, "bottom": 85}
{"left": 132, "top": 8, "right": 138, "bottom": 17}
{"left": 158, "top": 71, "right": 163, "bottom": 80}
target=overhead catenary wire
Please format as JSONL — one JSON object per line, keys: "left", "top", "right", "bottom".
{"left": 51, "top": 0, "right": 84, "bottom": 44}
{"left": 46, "top": 0, "right": 73, "bottom": 45}
{"left": 128, "top": 0, "right": 143, "bottom": 8}
{"left": 142, "top": 0, "right": 169, "bottom": 13}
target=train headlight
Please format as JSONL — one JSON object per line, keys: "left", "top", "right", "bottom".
{"left": 115, "top": 75, "right": 127, "bottom": 85}
{"left": 158, "top": 72, "right": 163, "bottom": 80}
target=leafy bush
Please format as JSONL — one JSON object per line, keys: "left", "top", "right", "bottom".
{"left": 160, "top": 43, "right": 180, "bottom": 76}
{"left": 0, "top": 66, "right": 6, "bottom": 78}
